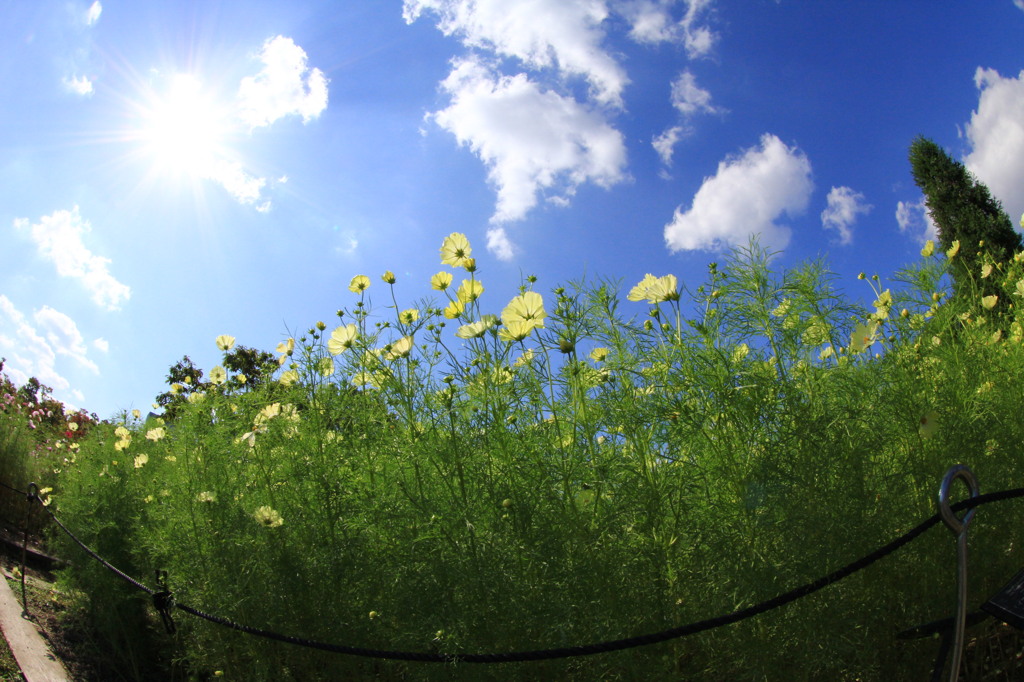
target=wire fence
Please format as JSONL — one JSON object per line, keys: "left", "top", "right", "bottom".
{"left": 2, "top": 478, "right": 1023, "bottom": 665}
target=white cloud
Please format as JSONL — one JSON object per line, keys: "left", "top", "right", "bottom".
{"left": 34, "top": 306, "right": 99, "bottom": 374}
{"left": 237, "top": 36, "right": 329, "bottom": 129}
{"left": 202, "top": 159, "right": 267, "bottom": 208}
{"left": 653, "top": 125, "right": 685, "bottom": 166}
{"left": 619, "top": 0, "right": 717, "bottom": 57}
{"left": 404, "top": 0, "right": 628, "bottom": 106}
{"left": 671, "top": 70, "right": 717, "bottom": 115}
{"left": 896, "top": 198, "right": 938, "bottom": 244}
{"left": 93, "top": 338, "right": 109, "bottom": 353}
{"left": 0, "top": 296, "right": 71, "bottom": 394}
{"left": 85, "top": 1, "right": 102, "bottom": 25}
{"left": 431, "top": 57, "right": 628, "bottom": 247}
{"left": 1016, "top": 0, "right": 1024, "bottom": 12}
{"left": 821, "top": 186, "right": 871, "bottom": 245}
{"left": 963, "top": 67, "right": 1024, "bottom": 225}
{"left": 486, "top": 226, "right": 516, "bottom": 260}
{"left": 664, "top": 133, "right": 813, "bottom": 253}
{"left": 62, "top": 74, "right": 94, "bottom": 96}
{"left": 654, "top": 70, "right": 720, "bottom": 166}
{"left": 14, "top": 207, "right": 131, "bottom": 311}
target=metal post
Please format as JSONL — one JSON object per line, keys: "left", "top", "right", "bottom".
{"left": 937, "top": 465, "right": 980, "bottom": 682}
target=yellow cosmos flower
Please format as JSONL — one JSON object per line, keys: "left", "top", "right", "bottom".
{"left": 649, "top": 274, "right": 680, "bottom": 302}
{"left": 431, "top": 271, "right": 453, "bottom": 291}
{"left": 317, "top": 357, "right": 334, "bottom": 376}
{"left": 628, "top": 274, "right": 658, "bottom": 302}
{"left": 133, "top": 454, "right": 149, "bottom": 469}
{"left": 256, "top": 403, "right": 281, "bottom": 425}
{"left": 349, "top": 274, "right": 371, "bottom": 293}
{"left": 279, "top": 370, "right": 299, "bottom": 386}
{"left": 920, "top": 240, "right": 935, "bottom": 258}
{"left": 501, "top": 291, "right": 546, "bottom": 329}
{"left": 444, "top": 298, "right": 465, "bottom": 319}
{"left": 352, "top": 370, "right": 383, "bottom": 388}
{"left": 981, "top": 263, "right": 993, "bottom": 279}
{"left": 919, "top": 410, "right": 939, "bottom": 439}
{"left": 215, "top": 335, "right": 236, "bottom": 351}
{"left": 382, "top": 270, "right": 396, "bottom": 284}
{"left": 115, "top": 426, "right": 130, "bottom": 439}
{"left": 456, "top": 278, "right": 484, "bottom": 304}
{"left": 946, "top": 240, "right": 960, "bottom": 259}
{"left": 627, "top": 274, "right": 679, "bottom": 303}
{"left": 731, "top": 344, "right": 749, "bottom": 363}
{"left": 254, "top": 506, "right": 283, "bottom": 528}
{"left": 982, "top": 295, "right": 999, "bottom": 310}
{"left": 439, "top": 232, "right": 472, "bottom": 268}
{"left": 276, "top": 338, "right": 295, "bottom": 355}
{"left": 399, "top": 308, "right": 420, "bottom": 324}
{"left": 849, "top": 319, "right": 879, "bottom": 353}
{"left": 197, "top": 491, "right": 216, "bottom": 503}
{"left": 386, "top": 335, "right": 414, "bottom": 360}
{"left": 498, "top": 319, "right": 537, "bottom": 342}
{"left": 131, "top": 409, "right": 140, "bottom": 420}
{"left": 589, "top": 347, "right": 609, "bottom": 362}
{"left": 514, "top": 349, "right": 534, "bottom": 366}
{"left": 456, "top": 315, "right": 498, "bottom": 339}
{"left": 209, "top": 366, "right": 227, "bottom": 385}
{"left": 328, "top": 324, "right": 359, "bottom": 355}
{"left": 146, "top": 427, "right": 166, "bottom": 441}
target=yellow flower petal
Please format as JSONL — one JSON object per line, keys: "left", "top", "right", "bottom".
{"left": 456, "top": 278, "right": 484, "bottom": 304}
{"left": 431, "top": 271, "right": 453, "bottom": 291}
{"left": 386, "top": 335, "right": 414, "bottom": 360}
{"left": 444, "top": 299, "right": 465, "bottom": 319}
{"left": 439, "top": 232, "right": 472, "bottom": 268}
{"left": 501, "top": 291, "right": 546, "bottom": 328}
{"left": 328, "top": 324, "right": 358, "bottom": 355}
{"left": 348, "top": 275, "right": 371, "bottom": 293}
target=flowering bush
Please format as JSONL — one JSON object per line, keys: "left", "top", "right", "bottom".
{"left": 50, "top": 236, "right": 1024, "bottom": 680}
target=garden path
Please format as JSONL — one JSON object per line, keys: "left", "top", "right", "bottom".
{"left": 0, "top": 572, "right": 69, "bottom": 681}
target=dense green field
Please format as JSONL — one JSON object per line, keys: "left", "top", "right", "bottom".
{"left": 7, "top": 235, "right": 1024, "bottom": 680}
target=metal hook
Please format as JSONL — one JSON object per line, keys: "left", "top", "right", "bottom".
{"left": 153, "top": 569, "right": 177, "bottom": 635}
{"left": 937, "top": 464, "right": 980, "bottom": 682}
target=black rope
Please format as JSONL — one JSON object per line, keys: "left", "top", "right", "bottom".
{"left": 23, "top": 484, "right": 1024, "bottom": 664}
{"left": 0, "top": 480, "right": 26, "bottom": 496}
{"left": 38, "top": 504, "right": 154, "bottom": 596}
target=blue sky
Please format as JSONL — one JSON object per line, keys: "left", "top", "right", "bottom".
{"left": 3, "top": 0, "right": 1024, "bottom": 418}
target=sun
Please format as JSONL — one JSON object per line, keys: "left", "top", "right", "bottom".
{"left": 139, "top": 73, "right": 229, "bottom": 177}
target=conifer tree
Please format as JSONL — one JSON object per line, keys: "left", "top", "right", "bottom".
{"left": 908, "top": 136, "right": 1022, "bottom": 293}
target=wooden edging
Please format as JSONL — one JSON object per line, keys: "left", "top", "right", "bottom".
{"left": 0, "top": 573, "right": 69, "bottom": 682}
